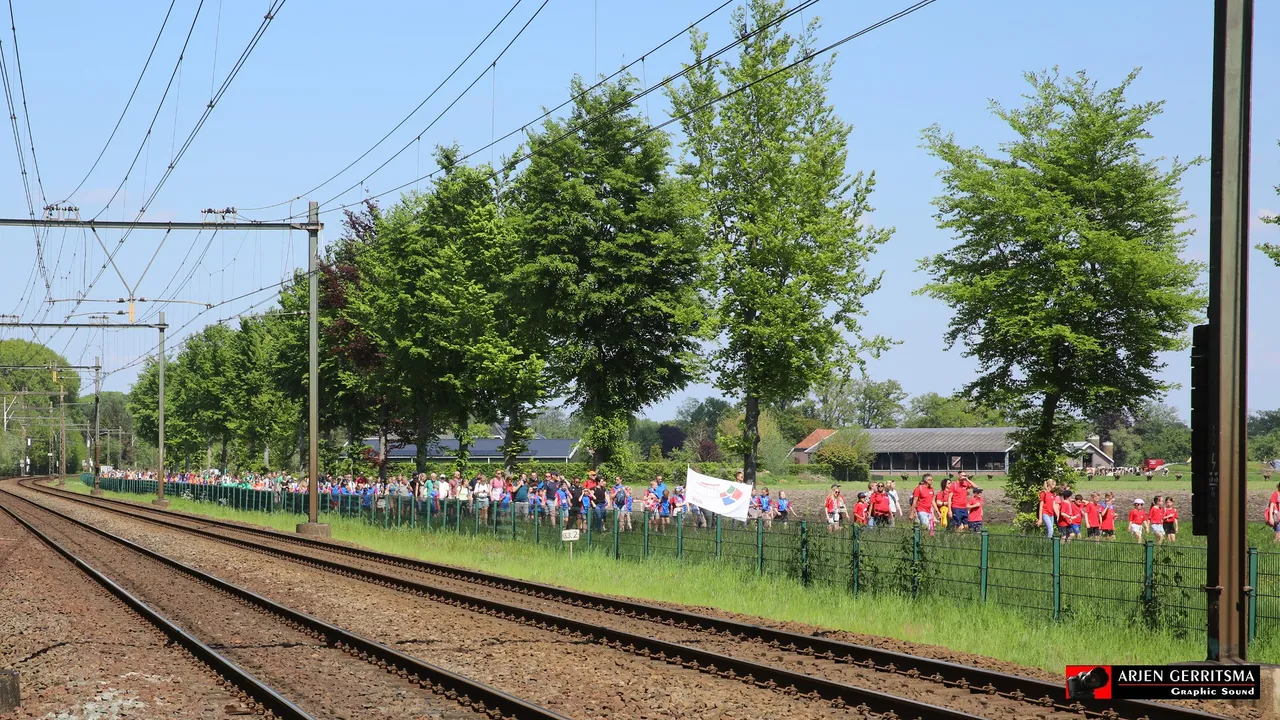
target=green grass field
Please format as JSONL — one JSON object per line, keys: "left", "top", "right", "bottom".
{"left": 59, "top": 478, "right": 1280, "bottom": 669}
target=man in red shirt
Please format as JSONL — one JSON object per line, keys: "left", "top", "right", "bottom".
{"left": 1128, "top": 499, "right": 1147, "bottom": 542}
{"left": 911, "top": 476, "right": 937, "bottom": 536}
{"left": 1083, "top": 492, "right": 1102, "bottom": 541}
{"left": 950, "top": 478, "right": 971, "bottom": 532}
{"left": 966, "top": 488, "right": 984, "bottom": 532}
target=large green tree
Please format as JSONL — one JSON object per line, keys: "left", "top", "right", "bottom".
{"left": 512, "top": 76, "right": 704, "bottom": 466}
{"left": 919, "top": 69, "right": 1205, "bottom": 515}
{"left": 668, "top": 0, "right": 891, "bottom": 483}
{"left": 902, "top": 392, "right": 1006, "bottom": 428}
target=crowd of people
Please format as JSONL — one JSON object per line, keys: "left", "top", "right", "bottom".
{"left": 99, "top": 467, "right": 1186, "bottom": 544}
{"left": 1037, "top": 479, "right": 1179, "bottom": 543}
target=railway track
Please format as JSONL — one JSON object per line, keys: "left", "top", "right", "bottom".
{"left": 0, "top": 486, "right": 572, "bottom": 720}
{"left": 21, "top": 478, "right": 1230, "bottom": 720}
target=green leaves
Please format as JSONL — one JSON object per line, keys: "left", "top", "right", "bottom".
{"left": 668, "top": 0, "right": 890, "bottom": 481}
{"left": 510, "top": 75, "right": 705, "bottom": 464}
{"left": 920, "top": 68, "right": 1206, "bottom": 509}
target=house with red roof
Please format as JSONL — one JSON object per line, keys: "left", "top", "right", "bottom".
{"left": 792, "top": 428, "right": 837, "bottom": 464}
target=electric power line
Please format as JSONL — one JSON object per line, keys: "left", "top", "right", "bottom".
{"left": 57, "top": 0, "right": 181, "bottom": 204}
{"left": 238, "top": 0, "right": 530, "bottom": 212}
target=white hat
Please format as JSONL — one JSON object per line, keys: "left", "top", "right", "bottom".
{"left": 1134, "top": 498, "right": 1145, "bottom": 505}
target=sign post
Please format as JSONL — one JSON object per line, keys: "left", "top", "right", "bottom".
{"left": 562, "top": 529, "right": 580, "bottom": 560}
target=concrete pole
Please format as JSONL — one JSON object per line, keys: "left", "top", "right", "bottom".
{"left": 91, "top": 362, "right": 102, "bottom": 496}
{"left": 298, "top": 201, "right": 329, "bottom": 537}
{"left": 154, "top": 313, "right": 169, "bottom": 507}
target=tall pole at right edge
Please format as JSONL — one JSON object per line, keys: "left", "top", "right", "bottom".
{"left": 154, "top": 313, "right": 169, "bottom": 507}
{"left": 1205, "top": 0, "right": 1252, "bottom": 662}
{"left": 298, "top": 200, "right": 329, "bottom": 537}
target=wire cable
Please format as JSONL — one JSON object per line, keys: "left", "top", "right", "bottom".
{"left": 238, "top": 0, "right": 528, "bottom": 212}
{"left": 57, "top": 0, "right": 180, "bottom": 204}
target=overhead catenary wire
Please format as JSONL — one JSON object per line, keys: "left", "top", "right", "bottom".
{"left": 314, "top": 0, "right": 552, "bottom": 212}
{"left": 238, "top": 0, "right": 529, "bottom": 212}
{"left": 108, "top": 0, "right": 937, "bottom": 383}
{"left": 57, "top": 0, "right": 180, "bottom": 204}
{"left": 70, "top": 0, "right": 285, "bottom": 325}
{"left": 299, "top": 0, "right": 821, "bottom": 221}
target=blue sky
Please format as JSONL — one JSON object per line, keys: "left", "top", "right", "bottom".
{"left": 0, "top": 0, "right": 1275, "bottom": 423}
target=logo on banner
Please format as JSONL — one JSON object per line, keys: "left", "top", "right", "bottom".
{"left": 719, "top": 486, "right": 745, "bottom": 505}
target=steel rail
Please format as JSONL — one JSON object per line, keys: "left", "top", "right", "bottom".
{"left": 3, "top": 485, "right": 571, "bottom": 720}
{"left": 0, "top": 498, "right": 313, "bottom": 720}
{"left": 30, "top": 479, "right": 1230, "bottom": 720}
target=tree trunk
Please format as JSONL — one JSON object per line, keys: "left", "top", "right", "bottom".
{"left": 502, "top": 406, "right": 521, "bottom": 472}
{"left": 377, "top": 423, "right": 389, "bottom": 484}
{"left": 744, "top": 394, "right": 760, "bottom": 486}
{"left": 456, "top": 411, "right": 472, "bottom": 467}
{"left": 415, "top": 412, "right": 432, "bottom": 473}
{"left": 219, "top": 436, "right": 229, "bottom": 474}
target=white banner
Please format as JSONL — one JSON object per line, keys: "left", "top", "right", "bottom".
{"left": 684, "top": 468, "right": 752, "bottom": 521}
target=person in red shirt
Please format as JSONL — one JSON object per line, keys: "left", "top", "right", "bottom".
{"left": 937, "top": 479, "right": 953, "bottom": 530}
{"left": 1162, "top": 497, "right": 1179, "bottom": 543}
{"left": 1083, "top": 492, "right": 1102, "bottom": 540}
{"left": 870, "top": 484, "right": 892, "bottom": 527}
{"left": 966, "top": 488, "right": 984, "bottom": 532}
{"left": 1148, "top": 495, "right": 1165, "bottom": 543}
{"left": 1100, "top": 492, "right": 1117, "bottom": 540}
{"left": 950, "top": 478, "right": 971, "bottom": 532}
{"left": 1038, "top": 480, "right": 1060, "bottom": 538}
{"left": 911, "top": 476, "right": 937, "bottom": 536}
{"left": 1128, "top": 499, "right": 1147, "bottom": 542}
{"left": 852, "top": 493, "right": 870, "bottom": 525}
{"left": 1268, "top": 482, "right": 1280, "bottom": 543}
{"left": 1056, "top": 490, "right": 1077, "bottom": 543}
{"left": 824, "top": 486, "right": 841, "bottom": 532}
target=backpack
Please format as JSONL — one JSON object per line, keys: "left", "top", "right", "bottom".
{"left": 614, "top": 488, "right": 627, "bottom": 507}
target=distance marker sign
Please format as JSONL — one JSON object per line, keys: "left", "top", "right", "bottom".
{"left": 1066, "top": 665, "right": 1260, "bottom": 700}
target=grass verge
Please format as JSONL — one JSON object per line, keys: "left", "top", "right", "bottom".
{"left": 56, "top": 480, "right": 1251, "bottom": 670}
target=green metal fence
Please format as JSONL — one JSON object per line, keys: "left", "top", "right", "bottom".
{"left": 75, "top": 473, "right": 1269, "bottom": 640}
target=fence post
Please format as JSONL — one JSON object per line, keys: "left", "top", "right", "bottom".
{"left": 1052, "top": 537, "right": 1063, "bottom": 621}
{"left": 756, "top": 519, "right": 765, "bottom": 576}
{"left": 585, "top": 507, "right": 592, "bottom": 550}
{"left": 1249, "top": 547, "right": 1259, "bottom": 642}
{"left": 511, "top": 503, "right": 517, "bottom": 541}
{"left": 456, "top": 499, "right": 462, "bottom": 534}
{"left": 851, "top": 524, "right": 860, "bottom": 595}
{"left": 1143, "top": 540, "right": 1154, "bottom": 603}
{"left": 715, "top": 514, "right": 723, "bottom": 559}
{"left": 677, "top": 513, "right": 684, "bottom": 560}
{"left": 534, "top": 505, "right": 541, "bottom": 544}
{"left": 800, "top": 521, "right": 811, "bottom": 587}
{"left": 912, "top": 524, "right": 921, "bottom": 599}
{"left": 979, "top": 531, "right": 989, "bottom": 604}
{"left": 643, "top": 511, "right": 650, "bottom": 558}
{"left": 613, "top": 509, "right": 620, "bottom": 560}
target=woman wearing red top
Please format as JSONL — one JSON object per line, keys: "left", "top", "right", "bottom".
{"left": 1162, "top": 497, "right": 1179, "bottom": 543}
{"left": 1038, "top": 480, "right": 1059, "bottom": 538}
{"left": 870, "top": 485, "right": 892, "bottom": 527}
{"left": 1127, "top": 499, "right": 1147, "bottom": 542}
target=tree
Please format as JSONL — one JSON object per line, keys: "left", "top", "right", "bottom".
{"left": 675, "top": 397, "right": 733, "bottom": 440}
{"left": 849, "top": 378, "right": 907, "bottom": 429}
{"left": 919, "top": 69, "right": 1205, "bottom": 515}
{"left": 804, "top": 369, "right": 859, "bottom": 428}
{"left": 1260, "top": 141, "right": 1279, "bottom": 266}
{"left": 656, "top": 423, "right": 688, "bottom": 458}
{"left": 668, "top": 0, "right": 891, "bottom": 483}
{"left": 815, "top": 427, "right": 874, "bottom": 477}
{"left": 903, "top": 392, "right": 1005, "bottom": 428}
{"left": 1250, "top": 410, "right": 1280, "bottom": 439}
{"left": 512, "top": 76, "right": 705, "bottom": 465}
{"left": 1132, "top": 401, "right": 1190, "bottom": 462}
{"left": 1252, "top": 430, "right": 1280, "bottom": 463}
